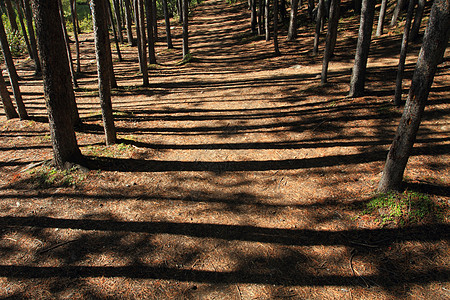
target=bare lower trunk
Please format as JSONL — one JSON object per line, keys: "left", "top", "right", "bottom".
{"left": 265, "top": 0, "right": 270, "bottom": 41}
{"left": 106, "top": 0, "right": 123, "bottom": 61}
{"left": 321, "top": 0, "right": 340, "bottom": 84}
{"left": 15, "top": 0, "right": 33, "bottom": 59}
{"left": 162, "top": 0, "right": 174, "bottom": 48}
{"left": 410, "top": 0, "right": 425, "bottom": 42}
{"left": 390, "top": 0, "right": 406, "bottom": 27}
{"left": 23, "top": 0, "right": 42, "bottom": 74}
{"left": 112, "top": 0, "right": 124, "bottom": 43}
{"left": 70, "top": 0, "right": 81, "bottom": 73}
{"left": 123, "top": 0, "right": 135, "bottom": 46}
{"left": 313, "top": 0, "right": 325, "bottom": 55}
{"left": 182, "top": 0, "right": 189, "bottom": 57}
{"left": 145, "top": 0, "right": 157, "bottom": 64}
{"left": 287, "top": 0, "right": 298, "bottom": 41}
{"left": 273, "top": 0, "right": 280, "bottom": 55}
{"left": 0, "top": 67, "right": 19, "bottom": 119}
{"left": 375, "top": 0, "right": 387, "bottom": 36}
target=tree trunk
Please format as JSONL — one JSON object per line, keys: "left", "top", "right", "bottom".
{"left": 265, "top": 0, "right": 270, "bottom": 41}
{"left": 15, "top": 0, "right": 33, "bottom": 59}
{"left": 123, "top": 0, "right": 135, "bottom": 46}
{"left": 4, "top": 0, "right": 18, "bottom": 32}
{"left": 393, "top": 0, "right": 415, "bottom": 106}
{"left": 273, "top": 0, "right": 280, "bottom": 55}
{"left": 375, "top": 0, "right": 387, "bottom": 36}
{"left": 69, "top": 0, "right": 81, "bottom": 73}
{"left": 313, "top": 0, "right": 325, "bottom": 55}
{"left": 251, "top": 0, "right": 258, "bottom": 33}
{"left": 0, "top": 16, "right": 28, "bottom": 120}
{"left": 133, "top": 0, "right": 144, "bottom": 73}
{"left": 390, "top": 0, "right": 406, "bottom": 27}
{"left": 0, "top": 67, "right": 19, "bottom": 119}
{"left": 152, "top": 0, "right": 157, "bottom": 40}
{"left": 348, "top": 0, "right": 376, "bottom": 97}
{"left": 182, "top": 0, "right": 189, "bottom": 57}
{"left": 377, "top": 0, "right": 450, "bottom": 193}
{"left": 409, "top": 0, "right": 425, "bottom": 42}
{"left": 178, "top": 0, "right": 183, "bottom": 23}
{"left": 258, "top": 0, "right": 264, "bottom": 35}
{"left": 145, "top": 0, "right": 157, "bottom": 64}
{"left": 90, "top": 0, "right": 117, "bottom": 145}
{"left": 321, "top": 0, "right": 340, "bottom": 84}
{"left": 106, "top": 0, "right": 123, "bottom": 61}
{"left": 112, "top": 0, "right": 124, "bottom": 43}
{"left": 134, "top": 0, "right": 149, "bottom": 86}
{"left": 31, "top": 0, "right": 82, "bottom": 168}
{"left": 23, "top": 0, "right": 42, "bottom": 74}
{"left": 287, "top": 0, "right": 298, "bottom": 41}
{"left": 162, "top": 0, "right": 174, "bottom": 48}
{"left": 58, "top": 0, "right": 79, "bottom": 91}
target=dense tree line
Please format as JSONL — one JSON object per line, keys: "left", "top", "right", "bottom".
{"left": 0, "top": 0, "right": 448, "bottom": 192}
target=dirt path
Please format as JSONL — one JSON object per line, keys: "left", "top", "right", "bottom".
{"left": 0, "top": 0, "right": 449, "bottom": 298}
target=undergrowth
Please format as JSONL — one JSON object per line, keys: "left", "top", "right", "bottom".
{"left": 29, "top": 165, "right": 87, "bottom": 189}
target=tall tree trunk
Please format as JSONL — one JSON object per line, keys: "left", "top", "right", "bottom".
{"left": 258, "top": 0, "right": 264, "bottom": 35}
{"left": 377, "top": 0, "right": 450, "bottom": 193}
{"left": 31, "top": 0, "right": 82, "bottom": 168}
{"left": 182, "top": 0, "right": 189, "bottom": 57}
{"left": 390, "top": 0, "right": 406, "bottom": 27}
{"left": 22, "top": 0, "right": 41, "bottom": 74}
{"left": 134, "top": 0, "right": 149, "bottom": 86}
{"left": 58, "top": 0, "right": 79, "bottom": 92}
{"left": 15, "top": 0, "right": 33, "bottom": 59}
{"left": 137, "top": 0, "right": 149, "bottom": 82}
{"left": 162, "top": 0, "right": 174, "bottom": 48}
{"left": 123, "top": 0, "right": 135, "bottom": 46}
{"left": 90, "top": 0, "right": 117, "bottom": 145}
{"left": 287, "top": 0, "right": 298, "bottom": 41}
{"left": 69, "top": 0, "right": 81, "bottom": 73}
{"left": 321, "top": 0, "right": 340, "bottom": 84}
{"left": 0, "top": 16, "right": 28, "bottom": 120}
{"left": 251, "top": 0, "right": 258, "bottom": 33}
{"left": 152, "top": 0, "right": 157, "bottom": 40}
{"left": 409, "top": 0, "right": 425, "bottom": 42}
{"left": 106, "top": 0, "right": 123, "bottom": 61}
{"left": 4, "top": 0, "right": 18, "bottom": 32}
{"left": 177, "top": 0, "right": 183, "bottom": 24}
{"left": 348, "top": 0, "right": 376, "bottom": 97}
{"left": 112, "top": 0, "right": 124, "bottom": 43}
{"left": 273, "top": 0, "right": 280, "bottom": 55}
{"left": 375, "top": 0, "right": 387, "bottom": 36}
{"left": 145, "top": 0, "right": 157, "bottom": 64}
{"left": 0, "top": 67, "right": 19, "bottom": 119}
{"left": 265, "top": 0, "right": 270, "bottom": 41}
{"left": 393, "top": 0, "right": 415, "bottom": 106}
{"left": 313, "top": 0, "right": 325, "bottom": 55}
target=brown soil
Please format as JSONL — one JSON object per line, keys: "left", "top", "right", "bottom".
{"left": 1, "top": 0, "right": 449, "bottom": 298}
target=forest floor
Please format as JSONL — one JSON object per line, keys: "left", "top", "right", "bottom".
{"left": 1, "top": 0, "right": 449, "bottom": 298}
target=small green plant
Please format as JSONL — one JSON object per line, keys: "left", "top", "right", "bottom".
{"left": 177, "top": 53, "right": 194, "bottom": 65}
{"left": 361, "top": 191, "right": 446, "bottom": 226}
{"left": 82, "top": 143, "right": 134, "bottom": 158}
{"left": 29, "top": 165, "right": 86, "bottom": 189}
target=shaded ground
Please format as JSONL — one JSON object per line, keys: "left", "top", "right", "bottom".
{"left": 0, "top": 0, "right": 449, "bottom": 298}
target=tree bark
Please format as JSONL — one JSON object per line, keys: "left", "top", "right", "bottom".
{"left": 377, "top": 0, "right": 450, "bottom": 193}
{"left": 145, "top": 0, "right": 157, "bottom": 64}
{"left": 90, "top": 0, "right": 117, "bottom": 145}
{"left": 265, "top": 0, "right": 270, "bottom": 41}
{"left": 112, "top": 0, "right": 124, "bottom": 43}
{"left": 0, "top": 16, "right": 28, "bottom": 120}
{"left": 134, "top": 0, "right": 149, "bottom": 86}
{"left": 393, "top": 0, "right": 415, "bottom": 106}
{"left": 4, "top": 0, "right": 18, "bottom": 32}
{"left": 15, "top": 0, "right": 33, "bottom": 59}
{"left": 152, "top": 0, "right": 157, "bottom": 40}
{"left": 410, "top": 0, "right": 425, "bottom": 42}
{"left": 348, "top": 0, "right": 376, "bottom": 97}
{"left": 313, "top": 0, "right": 325, "bottom": 55}
{"left": 182, "top": 0, "right": 189, "bottom": 57}
{"left": 258, "top": 0, "right": 264, "bottom": 35}
{"left": 32, "top": 0, "right": 82, "bottom": 168}
{"left": 23, "top": 0, "right": 42, "bottom": 74}
{"left": 251, "top": 0, "right": 258, "bottom": 33}
{"left": 106, "top": 0, "right": 123, "bottom": 61}
{"left": 69, "top": 0, "right": 81, "bottom": 73}
{"left": 390, "top": 0, "right": 406, "bottom": 27}
{"left": 0, "top": 67, "right": 19, "bottom": 119}
{"left": 123, "top": 0, "right": 136, "bottom": 46}
{"left": 162, "top": 0, "right": 174, "bottom": 48}
{"left": 287, "top": 0, "right": 298, "bottom": 41}
{"left": 375, "top": 0, "right": 387, "bottom": 36}
{"left": 321, "top": 0, "right": 340, "bottom": 84}
{"left": 273, "top": 0, "right": 280, "bottom": 55}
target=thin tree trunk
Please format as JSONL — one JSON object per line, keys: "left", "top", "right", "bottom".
{"left": 182, "top": 0, "right": 189, "bottom": 57}
{"left": 162, "top": 0, "right": 174, "bottom": 48}
{"left": 134, "top": 0, "right": 149, "bottom": 86}
{"left": 265, "top": 0, "right": 270, "bottom": 41}
{"left": 90, "top": 0, "right": 117, "bottom": 145}
{"left": 409, "top": 0, "right": 425, "bottom": 42}
{"left": 377, "top": 0, "right": 450, "bottom": 193}
{"left": 393, "top": 0, "right": 415, "bottom": 106}
{"left": 287, "top": 0, "right": 298, "bottom": 41}
{"left": 251, "top": 0, "right": 258, "bottom": 33}
{"left": 4, "top": 0, "right": 18, "bottom": 32}
{"left": 123, "top": 0, "right": 136, "bottom": 46}
{"left": 390, "top": 0, "right": 406, "bottom": 27}
{"left": 152, "top": 0, "right": 157, "bottom": 39}
{"left": 145, "top": 0, "right": 157, "bottom": 64}
{"left": 0, "top": 16, "right": 28, "bottom": 119}
{"left": 112, "top": 0, "right": 124, "bottom": 43}
{"left": 313, "top": 0, "right": 325, "bottom": 54}
{"left": 258, "top": 0, "right": 264, "bottom": 35}
{"left": 375, "top": 0, "right": 387, "bottom": 36}
{"left": 106, "top": 0, "right": 123, "bottom": 61}
{"left": 178, "top": 0, "right": 183, "bottom": 23}
{"left": 15, "top": 0, "right": 33, "bottom": 59}
{"left": 348, "top": 0, "right": 376, "bottom": 97}
{"left": 58, "top": 0, "right": 79, "bottom": 91}
{"left": 273, "top": 0, "right": 280, "bottom": 55}
{"left": 69, "top": 0, "right": 81, "bottom": 73}
{"left": 32, "top": 0, "right": 82, "bottom": 168}
{"left": 0, "top": 67, "right": 19, "bottom": 119}
{"left": 22, "top": 0, "right": 41, "bottom": 74}
{"left": 139, "top": 0, "right": 149, "bottom": 85}
{"left": 321, "top": 0, "right": 340, "bottom": 84}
